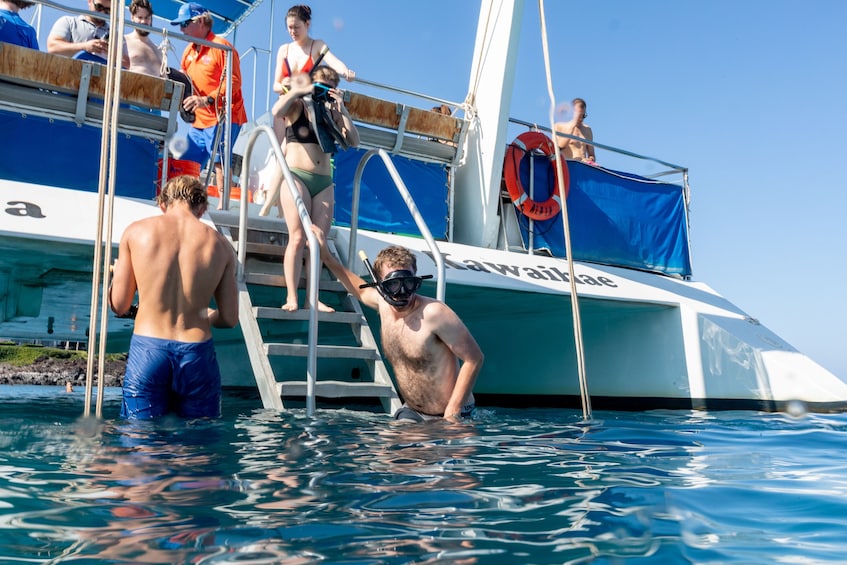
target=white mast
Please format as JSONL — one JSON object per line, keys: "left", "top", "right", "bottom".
{"left": 453, "top": 0, "right": 524, "bottom": 247}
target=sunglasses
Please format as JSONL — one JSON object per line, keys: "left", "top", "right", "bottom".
{"left": 93, "top": 2, "right": 110, "bottom": 14}
{"left": 179, "top": 18, "right": 197, "bottom": 28}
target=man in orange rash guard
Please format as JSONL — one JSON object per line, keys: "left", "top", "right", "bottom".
{"left": 171, "top": 2, "right": 248, "bottom": 197}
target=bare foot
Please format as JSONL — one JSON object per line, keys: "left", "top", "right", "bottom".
{"left": 305, "top": 301, "right": 335, "bottom": 313}
{"left": 281, "top": 301, "right": 298, "bottom": 312}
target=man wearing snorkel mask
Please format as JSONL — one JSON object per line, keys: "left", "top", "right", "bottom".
{"left": 312, "top": 227, "right": 484, "bottom": 422}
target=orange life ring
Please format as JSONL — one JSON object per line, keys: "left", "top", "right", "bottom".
{"left": 503, "top": 131, "right": 569, "bottom": 221}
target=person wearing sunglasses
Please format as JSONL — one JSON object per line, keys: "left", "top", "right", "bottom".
{"left": 170, "top": 2, "right": 248, "bottom": 201}
{"left": 311, "top": 226, "right": 484, "bottom": 423}
{"left": 47, "top": 0, "right": 129, "bottom": 67}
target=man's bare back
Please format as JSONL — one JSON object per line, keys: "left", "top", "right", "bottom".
{"left": 110, "top": 175, "right": 237, "bottom": 419}
{"left": 110, "top": 176, "right": 237, "bottom": 342}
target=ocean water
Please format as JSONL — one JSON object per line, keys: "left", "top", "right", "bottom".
{"left": 2, "top": 385, "right": 847, "bottom": 564}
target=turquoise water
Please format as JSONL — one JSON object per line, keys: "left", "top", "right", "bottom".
{"left": 2, "top": 385, "right": 847, "bottom": 564}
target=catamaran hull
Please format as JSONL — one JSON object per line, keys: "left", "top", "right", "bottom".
{"left": 2, "top": 182, "right": 845, "bottom": 412}
{"left": 327, "top": 228, "right": 847, "bottom": 413}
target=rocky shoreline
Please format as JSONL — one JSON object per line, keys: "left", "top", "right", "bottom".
{"left": 0, "top": 357, "right": 126, "bottom": 387}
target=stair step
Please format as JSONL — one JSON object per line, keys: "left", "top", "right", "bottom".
{"left": 254, "top": 307, "right": 365, "bottom": 324}
{"left": 244, "top": 242, "right": 287, "bottom": 257}
{"left": 277, "top": 380, "right": 395, "bottom": 399}
{"left": 265, "top": 343, "right": 381, "bottom": 360}
{"left": 245, "top": 272, "right": 346, "bottom": 292}
{"left": 209, "top": 210, "right": 288, "bottom": 232}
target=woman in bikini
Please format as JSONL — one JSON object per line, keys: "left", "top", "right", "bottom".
{"left": 268, "top": 68, "right": 359, "bottom": 312}
{"left": 272, "top": 4, "right": 354, "bottom": 94}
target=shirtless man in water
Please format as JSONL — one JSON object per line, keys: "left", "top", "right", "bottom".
{"left": 312, "top": 227, "right": 484, "bottom": 421}
{"left": 124, "top": 0, "right": 162, "bottom": 77}
{"left": 110, "top": 175, "right": 238, "bottom": 419}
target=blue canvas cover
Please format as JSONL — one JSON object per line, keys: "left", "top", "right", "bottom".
{"left": 511, "top": 156, "right": 691, "bottom": 277}
{"left": 1, "top": 110, "right": 159, "bottom": 199}
{"left": 333, "top": 148, "right": 449, "bottom": 239}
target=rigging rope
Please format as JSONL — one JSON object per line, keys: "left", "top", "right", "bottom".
{"left": 84, "top": 5, "right": 128, "bottom": 419}
{"left": 537, "top": 0, "right": 592, "bottom": 420}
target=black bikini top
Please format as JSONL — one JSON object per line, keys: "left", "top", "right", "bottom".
{"left": 284, "top": 105, "right": 319, "bottom": 145}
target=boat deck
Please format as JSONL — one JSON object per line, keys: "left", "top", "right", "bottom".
{"left": 0, "top": 42, "right": 182, "bottom": 141}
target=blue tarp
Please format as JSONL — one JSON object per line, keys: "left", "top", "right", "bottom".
{"left": 512, "top": 157, "right": 692, "bottom": 277}
{"left": 333, "top": 148, "right": 449, "bottom": 239}
{"left": 0, "top": 110, "right": 159, "bottom": 199}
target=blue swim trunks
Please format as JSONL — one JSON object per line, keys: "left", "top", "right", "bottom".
{"left": 393, "top": 402, "right": 476, "bottom": 423}
{"left": 121, "top": 335, "right": 222, "bottom": 420}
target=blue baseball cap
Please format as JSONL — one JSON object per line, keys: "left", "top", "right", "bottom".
{"left": 170, "top": 2, "right": 209, "bottom": 25}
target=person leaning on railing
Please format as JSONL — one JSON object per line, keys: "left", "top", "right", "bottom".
{"left": 553, "top": 97, "right": 595, "bottom": 164}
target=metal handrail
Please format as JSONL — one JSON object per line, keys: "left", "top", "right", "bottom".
{"left": 38, "top": 0, "right": 239, "bottom": 209}
{"left": 347, "top": 149, "right": 446, "bottom": 302}
{"left": 510, "top": 117, "right": 687, "bottom": 177}
{"left": 239, "top": 124, "right": 321, "bottom": 416}
{"left": 239, "top": 46, "right": 272, "bottom": 123}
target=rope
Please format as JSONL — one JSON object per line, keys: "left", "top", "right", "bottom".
{"left": 537, "top": 0, "right": 592, "bottom": 420}
{"left": 84, "top": 5, "right": 127, "bottom": 418}
{"left": 159, "top": 28, "right": 171, "bottom": 77}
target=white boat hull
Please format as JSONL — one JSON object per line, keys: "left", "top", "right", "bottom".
{"left": 3, "top": 166, "right": 846, "bottom": 413}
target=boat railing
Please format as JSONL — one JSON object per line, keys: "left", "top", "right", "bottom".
{"left": 234, "top": 52, "right": 470, "bottom": 167}
{"left": 32, "top": 0, "right": 240, "bottom": 205}
{"left": 347, "top": 148, "right": 447, "bottom": 302}
{"left": 239, "top": 46, "right": 273, "bottom": 123}
{"left": 509, "top": 116, "right": 689, "bottom": 195}
{"left": 238, "top": 124, "right": 322, "bottom": 415}
{"left": 0, "top": 40, "right": 182, "bottom": 141}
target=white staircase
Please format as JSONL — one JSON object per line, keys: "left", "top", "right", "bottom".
{"left": 214, "top": 213, "right": 401, "bottom": 414}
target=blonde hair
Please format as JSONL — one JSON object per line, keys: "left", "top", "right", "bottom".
{"left": 157, "top": 175, "right": 208, "bottom": 213}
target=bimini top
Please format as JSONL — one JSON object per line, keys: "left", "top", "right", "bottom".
{"left": 143, "top": 0, "right": 263, "bottom": 35}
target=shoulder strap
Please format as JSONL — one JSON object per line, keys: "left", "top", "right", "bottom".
{"left": 283, "top": 43, "right": 291, "bottom": 77}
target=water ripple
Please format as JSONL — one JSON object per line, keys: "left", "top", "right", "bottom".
{"left": 2, "top": 387, "right": 847, "bottom": 563}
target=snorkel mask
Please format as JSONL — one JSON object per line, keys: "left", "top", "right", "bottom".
{"left": 312, "top": 82, "right": 332, "bottom": 103}
{"left": 358, "top": 253, "right": 433, "bottom": 309}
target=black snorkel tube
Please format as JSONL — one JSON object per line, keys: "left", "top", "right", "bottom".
{"left": 357, "top": 251, "right": 432, "bottom": 309}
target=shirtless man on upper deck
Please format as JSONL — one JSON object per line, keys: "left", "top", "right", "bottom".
{"left": 554, "top": 97, "right": 595, "bottom": 163}
{"left": 312, "top": 227, "right": 484, "bottom": 422}
{"left": 124, "top": 0, "right": 162, "bottom": 77}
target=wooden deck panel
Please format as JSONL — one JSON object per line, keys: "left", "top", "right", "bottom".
{"left": 0, "top": 42, "right": 174, "bottom": 110}
{"left": 345, "top": 91, "right": 460, "bottom": 142}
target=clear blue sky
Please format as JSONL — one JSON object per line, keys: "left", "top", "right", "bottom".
{"left": 36, "top": 1, "right": 847, "bottom": 378}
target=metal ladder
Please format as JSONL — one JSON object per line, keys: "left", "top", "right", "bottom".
{"left": 213, "top": 212, "right": 401, "bottom": 415}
